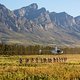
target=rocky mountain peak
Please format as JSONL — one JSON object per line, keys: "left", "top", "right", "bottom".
{"left": 39, "top": 7, "right": 46, "bottom": 12}
{"left": 0, "top": 4, "right": 6, "bottom": 9}
{"left": 0, "top": 3, "right": 9, "bottom": 13}
{"left": 28, "top": 3, "right": 38, "bottom": 10}
{"left": 75, "top": 16, "right": 80, "bottom": 25}
{"left": 1, "top": 3, "right": 80, "bottom": 46}
{"left": 50, "top": 11, "right": 76, "bottom": 29}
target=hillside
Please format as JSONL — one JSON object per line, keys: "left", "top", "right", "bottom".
{"left": 0, "top": 3, "right": 80, "bottom": 46}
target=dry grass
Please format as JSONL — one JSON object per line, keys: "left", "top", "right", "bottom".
{"left": 0, "top": 54, "right": 80, "bottom": 80}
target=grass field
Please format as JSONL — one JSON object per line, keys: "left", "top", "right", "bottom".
{"left": 0, "top": 54, "right": 80, "bottom": 80}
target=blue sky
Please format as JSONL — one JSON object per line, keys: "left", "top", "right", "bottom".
{"left": 0, "top": 0, "right": 80, "bottom": 17}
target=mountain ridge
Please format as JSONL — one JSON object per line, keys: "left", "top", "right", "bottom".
{"left": 0, "top": 3, "right": 80, "bottom": 46}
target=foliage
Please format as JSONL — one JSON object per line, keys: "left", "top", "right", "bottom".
{"left": 0, "top": 43, "right": 80, "bottom": 55}
{"left": 0, "top": 43, "right": 53, "bottom": 55}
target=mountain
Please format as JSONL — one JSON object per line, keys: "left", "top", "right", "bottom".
{"left": 0, "top": 3, "right": 80, "bottom": 46}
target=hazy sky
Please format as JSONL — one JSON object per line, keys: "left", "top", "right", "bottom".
{"left": 0, "top": 0, "right": 80, "bottom": 17}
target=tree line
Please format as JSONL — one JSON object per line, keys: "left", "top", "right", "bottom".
{"left": 0, "top": 43, "right": 53, "bottom": 55}
{"left": 0, "top": 43, "right": 80, "bottom": 55}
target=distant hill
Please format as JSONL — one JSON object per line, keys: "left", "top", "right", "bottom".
{"left": 0, "top": 3, "right": 80, "bottom": 46}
